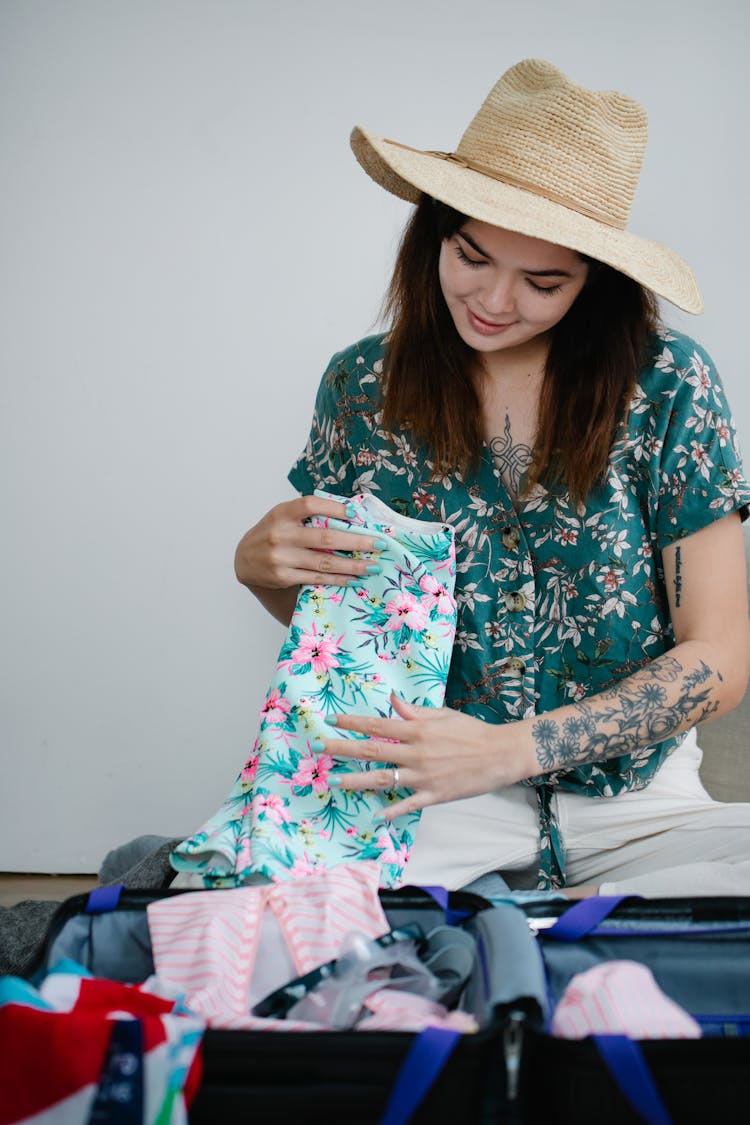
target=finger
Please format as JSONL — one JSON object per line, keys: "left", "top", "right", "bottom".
{"left": 291, "top": 496, "right": 352, "bottom": 524}
{"left": 322, "top": 735, "right": 406, "bottom": 763}
{"left": 325, "top": 712, "right": 408, "bottom": 741}
{"left": 374, "top": 791, "right": 432, "bottom": 821}
{"left": 268, "top": 546, "right": 383, "bottom": 588}
{"left": 389, "top": 693, "right": 453, "bottom": 722}
{"left": 301, "top": 526, "right": 386, "bottom": 556}
{"left": 329, "top": 766, "right": 399, "bottom": 792}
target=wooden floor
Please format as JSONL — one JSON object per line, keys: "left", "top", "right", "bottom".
{"left": 0, "top": 874, "right": 98, "bottom": 908}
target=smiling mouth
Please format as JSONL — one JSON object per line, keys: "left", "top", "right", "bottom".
{"left": 467, "top": 308, "right": 516, "bottom": 334}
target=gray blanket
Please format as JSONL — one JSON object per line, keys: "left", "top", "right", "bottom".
{"left": 0, "top": 836, "right": 180, "bottom": 978}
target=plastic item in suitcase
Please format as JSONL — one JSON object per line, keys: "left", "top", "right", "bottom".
{"left": 29, "top": 883, "right": 526, "bottom": 1124}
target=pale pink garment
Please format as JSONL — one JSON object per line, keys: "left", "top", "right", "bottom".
{"left": 147, "top": 863, "right": 389, "bottom": 1028}
{"left": 148, "top": 862, "right": 477, "bottom": 1033}
{"left": 551, "top": 960, "right": 702, "bottom": 1040}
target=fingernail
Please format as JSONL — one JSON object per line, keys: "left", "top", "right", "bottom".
{"left": 372, "top": 538, "right": 387, "bottom": 551}
{"left": 366, "top": 563, "right": 382, "bottom": 575}
{"left": 345, "top": 503, "right": 358, "bottom": 520}
{"left": 310, "top": 738, "right": 326, "bottom": 752}
{"left": 324, "top": 714, "right": 339, "bottom": 727}
{"left": 328, "top": 775, "right": 342, "bottom": 787}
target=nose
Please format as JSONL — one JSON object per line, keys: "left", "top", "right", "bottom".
{"left": 478, "top": 271, "right": 516, "bottom": 317}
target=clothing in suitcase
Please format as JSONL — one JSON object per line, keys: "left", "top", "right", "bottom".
{"left": 16, "top": 881, "right": 522, "bottom": 1125}
{"left": 510, "top": 893, "right": 750, "bottom": 1125}
{"left": 10, "top": 884, "right": 750, "bottom": 1124}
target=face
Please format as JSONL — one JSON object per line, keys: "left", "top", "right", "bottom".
{"left": 438, "top": 220, "right": 589, "bottom": 361}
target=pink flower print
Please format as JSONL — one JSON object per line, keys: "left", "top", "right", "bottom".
{"left": 260, "top": 687, "right": 292, "bottom": 725}
{"left": 289, "top": 852, "right": 319, "bottom": 878}
{"left": 240, "top": 755, "right": 259, "bottom": 786}
{"left": 291, "top": 624, "right": 342, "bottom": 674}
{"left": 293, "top": 753, "right": 334, "bottom": 793}
{"left": 236, "top": 836, "right": 252, "bottom": 872}
{"left": 558, "top": 528, "right": 578, "bottom": 546}
{"left": 376, "top": 834, "right": 410, "bottom": 868}
{"left": 717, "top": 422, "right": 730, "bottom": 446}
{"left": 254, "top": 793, "right": 292, "bottom": 826}
{"left": 418, "top": 574, "right": 455, "bottom": 616}
{"left": 345, "top": 826, "right": 358, "bottom": 836}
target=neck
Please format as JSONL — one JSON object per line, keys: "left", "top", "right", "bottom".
{"left": 477, "top": 333, "right": 550, "bottom": 384}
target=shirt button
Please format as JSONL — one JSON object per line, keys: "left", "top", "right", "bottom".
{"left": 504, "top": 591, "right": 526, "bottom": 612}
{"left": 502, "top": 526, "right": 521, "bottom": 549}
{"left": 505, "top": 657, "right": 527, "bottom": 676}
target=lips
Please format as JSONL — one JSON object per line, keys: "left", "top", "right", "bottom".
{"left": 466, "top": 307, "right": 516, "bottom": 336}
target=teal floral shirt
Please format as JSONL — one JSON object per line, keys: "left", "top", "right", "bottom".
{"left": 289, "top": 329, "right": 750, "bottom": 885}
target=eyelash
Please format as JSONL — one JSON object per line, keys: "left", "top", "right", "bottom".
{"left": 453, "top": 244, "right": 563, "bottom": 296}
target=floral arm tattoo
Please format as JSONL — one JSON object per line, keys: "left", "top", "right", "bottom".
{"left": 532, "top": 654, "right": 719, "bottom": 770}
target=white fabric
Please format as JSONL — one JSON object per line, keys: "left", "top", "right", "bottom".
{"left": 404, "top": 728, "right": 750, "bottom": 892}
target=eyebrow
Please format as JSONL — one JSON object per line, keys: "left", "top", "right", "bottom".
{"left": 456, "top": 229, "right": 575, "bottom": 278}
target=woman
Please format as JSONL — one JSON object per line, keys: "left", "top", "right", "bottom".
{"left": 233, "top": 59, "right": 750, "bottom": 893}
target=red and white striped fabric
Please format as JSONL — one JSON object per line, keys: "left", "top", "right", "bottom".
{"left": 147, "top": 861, "right": 389, "bottom": 1027}
{"left": 551, "top": 960, "right": 702, "bottom": 1040}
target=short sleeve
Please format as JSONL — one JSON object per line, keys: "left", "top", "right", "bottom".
{"left": 653, "top": 338, "right": 750, "bottom": 545}
{"left": 287, "top": 339, "right": 384, "bottom": 497}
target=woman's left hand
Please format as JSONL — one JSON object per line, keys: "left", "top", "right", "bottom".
{"left": 318, "top": 693, "right": 532, "bottom": 821}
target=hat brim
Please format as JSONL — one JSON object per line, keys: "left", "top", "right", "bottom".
{"left": 351, "top": 125, "right": 703, "bottom": 315}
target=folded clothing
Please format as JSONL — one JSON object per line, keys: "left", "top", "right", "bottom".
{"left": 551, "top": 960, "right": 702, "bottom": 1040}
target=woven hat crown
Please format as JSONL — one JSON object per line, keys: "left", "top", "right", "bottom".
{"left": 350, "top": 58, "right": 702, "bottom": 312}
{"left": 455, "top": 58, "right": 647, "bottom": 230}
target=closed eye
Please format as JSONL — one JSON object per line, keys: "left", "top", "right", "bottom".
{"left": 527, "top": 279, "right": 563, "bottom": 296}
{"left": 454, "top": 244, "right": 487, "bottom": 269}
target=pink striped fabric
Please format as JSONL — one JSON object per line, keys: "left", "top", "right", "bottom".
{"left": 147, "top": 861, "right": 388, "bottom": 1027}
{"left": 270, "top": 862, "right": 389, "bottom": 973}
{"left": 551, "top": 961, "right": 702, "bottom": 1040}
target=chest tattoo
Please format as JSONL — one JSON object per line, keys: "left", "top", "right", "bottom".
{"left": 489, "top": 413, "right": 533, "bottom": 497}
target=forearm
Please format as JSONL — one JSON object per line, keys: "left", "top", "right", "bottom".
{"left": 523, "top": 640, "right": 740, "bottom": 777}
{"left": 245, "top": 583, "right": 298, "bottom": 627}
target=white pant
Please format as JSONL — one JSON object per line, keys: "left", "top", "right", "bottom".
{"left": 403, "top": 729, "right": 750, "bottom": 895}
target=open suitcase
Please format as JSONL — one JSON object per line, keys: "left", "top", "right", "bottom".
{"left": 19, "top": 885, "right": 750, "bottom": 1124}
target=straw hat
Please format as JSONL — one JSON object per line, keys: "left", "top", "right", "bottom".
{"left": 350, "top": 59, "right": 702, "bottom": 314}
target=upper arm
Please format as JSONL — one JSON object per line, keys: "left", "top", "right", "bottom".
{"left": 662, "top": 512, "right": 750, "bottom": 702}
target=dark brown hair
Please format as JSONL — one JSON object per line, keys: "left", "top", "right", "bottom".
{"left": 381, "top": 196, "right": 660, "bottom": 502}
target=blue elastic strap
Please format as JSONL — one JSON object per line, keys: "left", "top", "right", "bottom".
{"left": 85, "top": 884, "right": 124, "bottom": 914}
{"left": 379, "top": 1026, "right": 462, "bottom": 1125}
{"left": 545, "top": 895, "right": 635, "bottom": 942}
{"left": 593, "top": 1034, "right": 674, "bottom": 1125}
{"left": 419, "top": 885, "right": 471, "bottom": 926}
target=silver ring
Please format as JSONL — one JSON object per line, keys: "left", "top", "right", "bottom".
{"left": 393, "top": 766, "right": 400, "bottom": 789}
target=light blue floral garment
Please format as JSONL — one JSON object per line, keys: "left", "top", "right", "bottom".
{"left": 172, "top": 491, "right": 457, "bottom": 888}
{"left": 287, "top": 329, "right": 750, "bottom": 887}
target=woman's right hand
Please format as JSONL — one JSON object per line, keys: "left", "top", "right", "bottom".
{"left": 234, "top": 495, "right": 384, "bottom": 592}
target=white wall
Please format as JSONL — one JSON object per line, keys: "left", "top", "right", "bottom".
{"left": 2, "top": 0, "right": 748, "bottom": 871}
